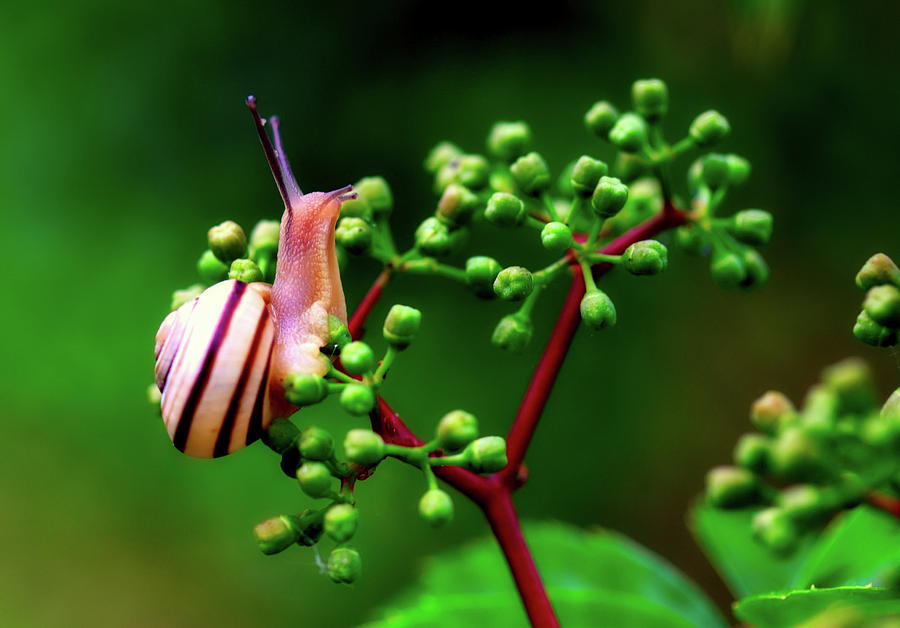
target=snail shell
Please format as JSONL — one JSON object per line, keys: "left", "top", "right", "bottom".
{"left": 155, "top": 280, "right": 275, "bottom": 457}
{"left": 153, "top": 97, "right": 354, "bottom": 458}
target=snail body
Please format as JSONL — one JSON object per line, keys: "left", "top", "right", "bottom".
{"left": 153, "top": 97, "right": 354, "bottom": 458}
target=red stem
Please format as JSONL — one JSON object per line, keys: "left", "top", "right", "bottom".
{"left": 482, "top": 491, "right": 559, "bottom": 627}
{"left": 353, "top": 204, "right": 687, "bottom": 627}
{"left": 348, "top": 267, "right": 392, "bottom": 340}
{"left": 866, "top": 491, "right": 900, "bottom": 520}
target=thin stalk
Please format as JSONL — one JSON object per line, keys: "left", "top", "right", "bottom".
{"left": 350, "top": 204, "right": 689, "bottom": 628}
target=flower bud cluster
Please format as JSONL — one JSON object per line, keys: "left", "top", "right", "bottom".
{"left": 255, "top": 418, "right": 364, "bottom": 583}
{"left": 853, "top": 253, "right": 900, "bottom": 347}
{"left": 705, "top": 358, "right": 900, "bottom": 554}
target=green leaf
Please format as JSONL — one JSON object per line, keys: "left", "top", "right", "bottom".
{"left": 689, "top": 502, "right": 814, "bottom": 598}
{"left": 369, "top": 521, "right": 726, "bottom": 628}
{"left": 794, "top": 506, "right": 900, "bottom": 588}
{"left": 735, "top": 585, "right": 900, "bottom": 628}
{"left": 371, "top": 588, "right": 699, "bottom": 628}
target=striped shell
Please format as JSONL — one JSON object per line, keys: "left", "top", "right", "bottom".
{"left": 155, "top": 280, "right": 276, "bottom": 458}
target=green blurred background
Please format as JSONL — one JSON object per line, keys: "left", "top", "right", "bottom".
{"left": 3, "top": 0, "right": 900, "bottom": 625}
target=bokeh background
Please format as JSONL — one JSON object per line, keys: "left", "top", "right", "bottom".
{"left": 3, "top": 0, "right": 900, "bottom": 625}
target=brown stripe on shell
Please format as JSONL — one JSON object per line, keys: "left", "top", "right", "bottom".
{"left": 245, "top": 341, "right": 274, "bottom": 447}
{"left": 173, "top": 281, "right": 247, "bottom": 453}
{"left": 155, "top": 299, "right": 198, "bottom": 392}
{"left": 213, "top": 305, "right": 271, "bottom": 457}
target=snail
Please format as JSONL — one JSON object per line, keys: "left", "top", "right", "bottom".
{"left": 153, "top": 96, "right": 355, "bottom": 458}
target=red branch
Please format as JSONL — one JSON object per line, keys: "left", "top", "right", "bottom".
{"left": 349, "top": 267, "right": 393, "bottom": 340}
{"left": 355, "top": 204, "right": 687, "bottom": 627}
{"left": 866, "top": 491, "right": 900, "bottom": 520}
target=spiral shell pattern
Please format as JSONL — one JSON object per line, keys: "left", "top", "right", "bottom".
{"left": 154, "top": 279, "right": 275, "bottom": 458}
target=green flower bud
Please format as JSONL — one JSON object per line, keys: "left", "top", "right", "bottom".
{"left": 485, "top": 192, "right": 526, "bottom": 227}
{"left": 570, "top": 156, "right": 609, "bottom": 197}
{"left": 208, "top": 220, "right": 248, "bottom": 263}
{"left": 631, "top": 78, "right": 668, "bottom": 121}
{"left": 882, "top": 387, "right": 900, "bottom": 421}
{"left": 419, "top": 489, "right": 454, "bottom": 528}
{"left": 591, "top": 176, "right": 629, "bottom": 218}
{"left": 171, "top": 284, "right": 203, "bottom": 311}
{"left": 414, "top": 216, "right": 453, "bottom": 256}
{"left": 710, "top": 249, "right": 746, "bottom": 289}
{"left": 730, "top": 210, "right": 773, "bottom": 246}
{"left": 734, "top": 433, "right": 771, "bottom": 474}
{"left": 425, "top": 141, "right": 463, "bottom": 173}
{"left": 705, "top": 466, "right": 758, "bottom": 508}
{"left": 492, "top": 313, "right": 533, "bottom": 352}
{"left": 249, "top": 219, "right": 280, "bottom": 258}
{"left": 228, "top": 258, "right": 263, "bottom": 283}
{"left": 283, "top": 372, "right": 328, "bottom": 406}
{"left": 335, "top": 217, "right": 373, "bottom": 255}
{"left": 356, "top": 176, "right": 393, "bottom": 215}
{"left": 878, "top": 391, "right": 900, "bottom": 447}
{"left": 328, "top": 315, "right": 352, "bottom": 349}
{"left": 752, "top": 507, "right": 798, "bottom": 553}
{"left": 257, "top": 253, "right": 276, "bottom": 284}
{"left": 771, "top": 426, "right": 825, "bottom": 481}
{"left": 540, "top": 222, "right": 573, "bottom": 253}
{"left": 689, "top": 110, "right": 730, "bottom": 147}
{"left": 293, "top": 509, "right": 325, "bottom": 546}
{"left": 436, "top": 410, "right": 479, "bottom": 452}
{"left": 197, "top": 249, "right": 229, "bottom": 284}
{"left": 487, "top": 121, "right": 531, "bottom": 162}
{"left": 344, "top": 429, "right": 386, "bottom": 466}
{"left": 751, "top": 391, "right": 796, "bottom": 435}
{"left": 674, "top": 226, "right": 708, "bottom": 256}
{"left": 726, "top": 154, "right": 751, "bottom": 186}
{"left": 493, "top": 266, "right": 534, "bottom": 301}
{"left": 341, "top": 341, "right": 376, "bottom": 375}
{"left": 580, "top": 288, "right": 617, "bottom": 330}
{"left": 455, "top": 155, "right": 491, "bottom": 190}
{"left": 862, "top": 413, "right": 899, "bottom": 449}
{"left": 466, "top": 436, "right": 508, "bottom": 473}
{"left": 584, "top": 101, "right": 619, "bottom": 138}
{"left": 436, "top": 183, "right": 479, "bottom": 225}
{"left": 297, "top": 426, "right": 334, "bottom": 461}
{"left": 856, "top": 253, "right": 900, "bottom": 290}
{"left": 614, "top": 152, "right": 647, "bottom": 182}
{"left": 490, "top": 168, "right": 517, "bottom": 194}
{"left": 779, "top": 485, "right": 830, "bottom": 525}
{"left": 854, "top": 310, "right": 899, "bottom": 347}
{"left": 147, "top": 382, "right": 161, "bottom": 405}
{"left": 339, "top": 194, "right": 371, "bottom": 219}
{"left": 510, "top": 152, "right": 551, "bottom": 196}
{"left": 262, "top": 417, "right": 301, "bottom": 454}
{"left": 340, "top": 383, "right": 376, "bottom": 416}
{"left": 254, "top": 514, "right": 300, "bottom": 555}
{"left": 383, "top": 304, "right": 422, "bottom": 349}
{"left": 296, "top": 462, "right": 333, "bottom": 498}
{"left": 465, "top": 256, "right": 503, "bottom": 298}
{"left": 608, "top": 113, "right": 648, "bottom": 154}
{"left": 802, "top": 385, "right": 838, "bottom": 431}
{"left": 324, "top": 503, "right": 359, "bottom": 542}
{"left": 865, "top": 284, "right": 900, "bottom": 327}
{"left": 740, "top": 249, "right": 769, "bottom": 289}
{"left": 822, "top": 358, "right": 877, "bottom": 416}
{"left": 327, "top": 547, "right": 361, "bottom": 584}
{"left": 623, "top": 240, "right": 667, "bottom": 275}
{"left": 700, "top": 153, "right": 730, "bottom": 189}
